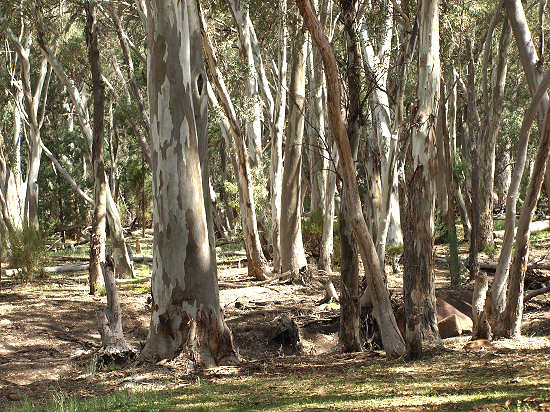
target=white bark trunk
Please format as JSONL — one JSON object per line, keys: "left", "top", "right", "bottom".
{"left": 270, "top": 0, "right": 288, "bottom": 273}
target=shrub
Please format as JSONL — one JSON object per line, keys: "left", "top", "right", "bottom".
{"left": 7, "top": 222, "right": 47, "bottom": 279}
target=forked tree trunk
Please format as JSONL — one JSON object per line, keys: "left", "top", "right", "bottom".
{"left": 484, "top": 73, "right": 550, "bottom": 336}
{"left": 280, "top": 23, "right": 308, "bottom": 274}
{"left": 498, "top": 95, "right": 550, "bottom": 338}
{"left": 483, "top": 0, "right": 550, "bottom": 335}
{"left": 86, "top": 3, "right": 131, "bottom": 357}
{"left": 402, "top": 0, "right": 441, "bottom": 358}
{"left": 297, "top": 0, "right": 405, "bottom": 359}
{"left": 141, "top": 0, "right": 239, "bottom": 365}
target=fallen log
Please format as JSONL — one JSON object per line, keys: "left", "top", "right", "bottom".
{"left": 493, "top": 219, "right": 550, "bottom": 239}
{"left": 525, "top": 285, "right": 550, "bottom": 302}
{"left": 1, "top": 264, "right": 89, "bottom": 277}
{"left": 133, "top": 255, "right": 153, "bottom": 263}
{"left": 434, "top": 256, "right": 550, "bottom": 271}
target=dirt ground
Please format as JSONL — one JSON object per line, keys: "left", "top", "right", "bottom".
{"left": 1, "top": 236, "right": 550, "bottom": 409}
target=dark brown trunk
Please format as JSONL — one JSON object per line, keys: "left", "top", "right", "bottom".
{"left": 87, "top": 2, "right": 107, "bottom": 295}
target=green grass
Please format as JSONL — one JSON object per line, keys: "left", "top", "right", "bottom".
{"left": 6, "top": 344, "right": 550, "bottom": 412}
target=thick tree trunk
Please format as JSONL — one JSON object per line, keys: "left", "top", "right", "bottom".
{"left": 280, "top": 23, "right": 308, "bottom": 274}
{"left": 270, "top": 0, "right": 288, "bottom": 273}
{"left": 297, "top": 0, "right": 405, "bottom": 359}
{"left": 338, "top": 195, "right": 360, "bottom": 352}
{"left": 338, "top": 0, "right": 363, "bottom": 352}
{"left": 402, "top": 0, "right": 441, "bottom": 358}
{"left": 141, "top": 0, "right": 239, "bottom": 365}
{"left": 198, "top": 6, "right": 268, "bottom": 280}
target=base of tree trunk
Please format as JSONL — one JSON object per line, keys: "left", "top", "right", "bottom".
{"left": 138, "top": 307, "right": 240, "bottom": 369}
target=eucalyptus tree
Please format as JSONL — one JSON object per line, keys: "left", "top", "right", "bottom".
{"left": 3, "top": 11, "right": 52, "bottom": 231}
{"left": 141, "top": 0, "right": 238, "bottom": 365}
{"left": 38, "top": 26, "right": 135, "bottom": 278}
{"left": 297, "top": 0, "right": 405, "bottom": 359}
{"left": 402, "top": 0, "right": 441, "bottom": 357}
{"left": 199, "top": 2, "right": 269, "bottom": 280}
{"left": 280, "top": 15, "right": 308, "bottom": 275}
{"left": 481, "top": 0, "right": 550, "bottom": 339}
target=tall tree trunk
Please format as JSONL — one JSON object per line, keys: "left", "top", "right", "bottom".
{"left": 307, "top": 0, "right": 329, "bottom": 216}
{"left": 281, "top": 23, "right": 308, "bottom": 274}
{"left": 199, "top": 6, "right": 268, "bottom": 280}
{"left": 441, "top": 81, "right": 460, "bottom": 286}
{"left": 478, "top": 16, "right": 512, "bottom": 249}
{"left": 85, "top": 3, "right": 131, "bottom": 357}
{"left": 449, "top": 70, "right": 471, "bottom": 240}
{"left": 338, "top": 0, "right": 362, "bottom": 352}
{"left": 87, "top": 2, "right": 107, "bottom": 295}
{"left": 141, "top": 0, "right": 239, "bottom": 365}
{"left": 485, "top": 73, "right": 550, "bottom": 336}
{"left": 402, "top": 0, "right": 441, "bottom": 358}
{"left": 270, "top": 0, "right": 288, "bottom": 273}
{"left": 297, "top": 0, "right": 405, "bottom": 359}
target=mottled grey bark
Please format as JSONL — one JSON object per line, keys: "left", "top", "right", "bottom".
{"left": 141, "top": 0, "right": 238, "bottom": 365}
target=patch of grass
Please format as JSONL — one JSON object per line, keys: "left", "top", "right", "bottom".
{"left": 7, "top": 343, "right": 550, "bottom": 411}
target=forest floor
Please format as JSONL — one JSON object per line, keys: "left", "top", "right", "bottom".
{"left": 1, "top": 226, "right": 550, "bottom": 411}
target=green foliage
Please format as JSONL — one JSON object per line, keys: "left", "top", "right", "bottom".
{"left": 482, "top": 242, "right": 499, "bottom": 260}
{"left": 6, "top": 222, "right": 47, "bottom": 279}
{"left": 302, "top": 210, "right": 324, "bottom": 254}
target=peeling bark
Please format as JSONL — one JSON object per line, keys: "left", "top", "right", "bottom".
{"left": 142, "top": 0, "right": 239, "bottom": 365}
{"left": 402, "top": 0, "right": 441, "bottom": 358}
